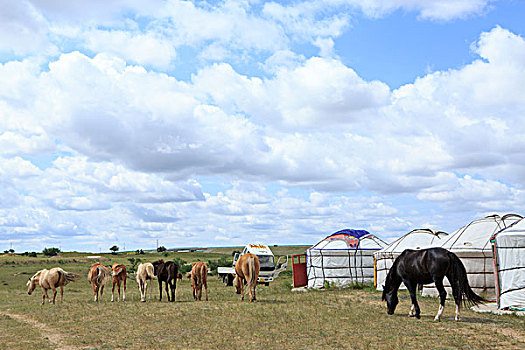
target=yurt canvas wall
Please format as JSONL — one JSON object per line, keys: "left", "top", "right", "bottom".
{"left": 374, "top": 229, "right": 448, "bottom": 291}
{"left": 422, "top": 214, "right": 522, "bottom": 299}
{"left": 306, "top": 229, "right": 387, "bottom": 289}
{"left": 492, "top": 219, "right": 525, "bottom": 310}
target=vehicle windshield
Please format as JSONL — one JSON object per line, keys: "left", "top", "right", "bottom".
{"left": 257, "top": 255, "right": 275, "bottom": 270}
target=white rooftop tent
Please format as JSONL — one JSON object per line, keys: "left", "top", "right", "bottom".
{"left": 492, "top": 219, "right": 525, "bottom": 310}
{"left": 306, "top": 229, "right": 387, "bottom": 289}
{"left": 422, "top": 214, "right": 522, "bottom": 299}
{"left": 374, "top": 228, "right": 448, "bottom": 291}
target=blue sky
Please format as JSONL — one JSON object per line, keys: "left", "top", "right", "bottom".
{"left": 1, "top": 0, "right": 525, "bottom": 252}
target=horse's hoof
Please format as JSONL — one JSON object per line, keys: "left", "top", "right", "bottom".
{"left": 408, "top": 314, "right": 416, "bottom": 317}
{"left": 415, "top": 315, "right": 421, "bottom": 319}
{"left": 434, "top": 317, "right": 441, "bottom": 322}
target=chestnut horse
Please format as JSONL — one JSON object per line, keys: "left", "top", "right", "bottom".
{"left": 136, "top": 262, "right": 155, "bottom": 302}
{"left": 234, "top": 253, "right": 260, "bottom": 302}
{"left": 26, "top": 267, "right": 81, "bottom": 305}
{"left": 88, "top": 263, "right": 111, "bottom": 302}
{"left": 111, "top": 263, "right": 127, "bottom": 302}
{"left": 152, "top": 259, "right": 179, "bottom": 302}
{"left": 191, "top": 261, "right": 208, "bottom": 301}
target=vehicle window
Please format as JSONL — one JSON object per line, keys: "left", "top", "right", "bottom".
{"left": 257, "top": 255, "right": 275, "bottom": 269}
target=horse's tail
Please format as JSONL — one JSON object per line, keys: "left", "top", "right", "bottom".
{"left": 246, "top": 256, "right": 256, "bottom": 291}
{"left": 97, "top": 266, "right": 110, "bottom": 284}
{"left": 145, "top": 264, "right": 155, "bottom": 280}
{"left": 64, "top": 271, "right": 81, "bottom": 284}
{"left": 448, "top": 252, "right": 487, "bottom": 307}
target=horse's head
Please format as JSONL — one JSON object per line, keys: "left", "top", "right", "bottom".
{"left": 26, "top": 271, "right": 41, "bottom": 295}
{"left": 382, "top": 285, "right": 398, "bottom": 315}
{"left": 233, "top": 275, "right": 241, "bottom": 294}
{"left": 111, "top": 264, "right": 123, "bottom": 277}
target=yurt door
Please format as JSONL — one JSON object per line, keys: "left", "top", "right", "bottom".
{"left": 292, "top": 253, "right": 307, "bottom": 288}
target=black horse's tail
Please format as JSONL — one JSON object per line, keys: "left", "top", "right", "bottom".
{"left": 447, "top": 252, "right": 487, "bottom": 307}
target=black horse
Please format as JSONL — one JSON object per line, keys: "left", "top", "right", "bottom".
{"left": 382, "top": 247, "right": 485, "bottom": 321}
{"left": 152, "top": 259, "right": 179, "bottom": 302}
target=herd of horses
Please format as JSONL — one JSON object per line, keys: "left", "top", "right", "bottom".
{"left": 26, "top": 255, "right": 257, "bottom": 305}
{"left": 26, "top": 248, "right": 485, "bottom": 321}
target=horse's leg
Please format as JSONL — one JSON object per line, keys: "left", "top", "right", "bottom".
{"left": 405, "top": 280, "right": 420, "bottom": 319}
{"left": 434, "top": 279, "right": 447, "bottom": 322}
{"left": 117, "top": 281, "right": 121, "bottom": 302}
{"left": 409, "top": 304, "right": 415, "bottom": 317}
{"left": 111, "top": 280, "right": 115, "bottom": 302}
{"left": 41, "top": 287, "right": 47, "bottom": 305}
{"left": 165, "top": 281, "right": 171, "bottom": 302}
{"left": 158, "top": 280, "right": 163, "bottom": 301}
{"left": 51, "top": 286, "right": 57, "bottom": 304}
{"left": 240, "top": 278, "right": 245, "bottom": 301}
{"left": 92, "top": 283, "right": 98, "bottom": 302}
{"left": 451, "top": 281, "right": 461, "bottom": 321}
{"left": 204, "top": 281, "right": 208, "bottom": 301}
{"left": 169, "top": 280, "right": 175, "bottom": 302}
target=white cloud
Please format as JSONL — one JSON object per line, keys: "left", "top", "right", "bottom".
{"left": 83, "top": 30, "right": 177, "bottom": 70}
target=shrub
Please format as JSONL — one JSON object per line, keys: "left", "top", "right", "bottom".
{"left": 157, "top": 246, "right": 167, "bottom": 252}
{"left": 128, "top": 258, "right": 142, "bottom": 273}
{"left": 42, "top": 247, "right": 60, "bottom": 257}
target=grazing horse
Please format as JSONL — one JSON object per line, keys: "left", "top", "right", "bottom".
{"left": 382, "top": 247, "right": 486, "bottom": 321}
{"left": 88, "top": 263, "right": 111, "bottom": 302}
{"left": 111, "top": 263, "right": 127, "bottom": 302}
{"left": 136, "top": 263, "right": 155, "bottom": 302}
{"left": 26, "top": 267, "right": 81, "bottom": 305}
{"left": 234, "top": 253, "right": 260, "bottom": 302}
{"left": 152, "top": 259, "right": 179, "bottom": 302}
{"left": 191, "top": 261, "right": 208, "bottom": 301}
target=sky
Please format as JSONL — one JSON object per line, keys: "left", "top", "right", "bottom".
{"left": 1, "top": 0, "right": 525, "bottom": 253}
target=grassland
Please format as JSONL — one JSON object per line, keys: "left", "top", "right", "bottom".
{"left": 0, "top": 248, "right": 523, "bottom": 350}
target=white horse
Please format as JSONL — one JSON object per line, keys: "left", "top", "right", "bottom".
{"left": 136, "top": 263, "right": 155, "bottom": 302}
{"left": 27, "top": 267, "right": 81, "bottom": 305}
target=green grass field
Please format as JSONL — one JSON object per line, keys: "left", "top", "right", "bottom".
{"left": 1, "top": 249, "right": 523, "bottom": 350}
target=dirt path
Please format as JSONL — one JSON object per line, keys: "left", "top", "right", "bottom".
{"left": 1, "top": 310, "right": 82, "bottom": 350}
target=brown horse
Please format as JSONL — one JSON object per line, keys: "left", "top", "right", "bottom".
{"left": 191, "top": 261, "right": 208, "bottom": 301}
{"left": 88, "top": 263, "right": 111, "bottom": 302}
{"left": 234, "top": 253, "right": 260, "bottom": 302}
{"left": 152, "top": 259, "right": 179, "bottom": 302}
{"left": 136, "top": 262, "right": 155, "bottom": 302}
{"left": 26, "top": 267, "right": 81, "bottom": 305}
{"left": 111, "top": 263, "right": 127, "bottom": 302}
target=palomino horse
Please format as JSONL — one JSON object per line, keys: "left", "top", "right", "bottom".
{"left": 88, "top": 263, "right": 111, "bottom": 302}
{"left": 382, "top": 247, "right": 486, "bottom": 321}
{"left": 234, "top": 253, "right": 260, "bottom": 302}
{"left": 191, "top": 261, "right": 208, "bottom": 301}
{"left": 152, "top": 259, "right": 179, "bottom": 302}
{"left": 111, "top": 263, "right": 127, "bottom": 302}
{"left": 136, "top": 262, "right": 155, "bottom": 302}
{"left": 27, "top": 267, "right": 81, "bottom": 305}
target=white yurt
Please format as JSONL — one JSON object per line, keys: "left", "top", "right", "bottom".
{"left": 374, "top": 228, "right": 448, "bottom": 291}
{"left": 306, "top": 229, "right": 387, "bottom": 289}
{"left": 422, "top": 214, "right": 522, "bottom": 299}
{"left": 492, "top": 219, "right": 525, "bottom": 310}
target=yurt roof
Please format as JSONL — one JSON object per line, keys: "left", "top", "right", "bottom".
{"left": 379, "top": 228, "right": 448, "bottom": 254}
{"left": 309, "top": 229, "right": 387, "bottom": 250}
{"left": 441, "top": 214, "right": 522, "bottom": 251}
